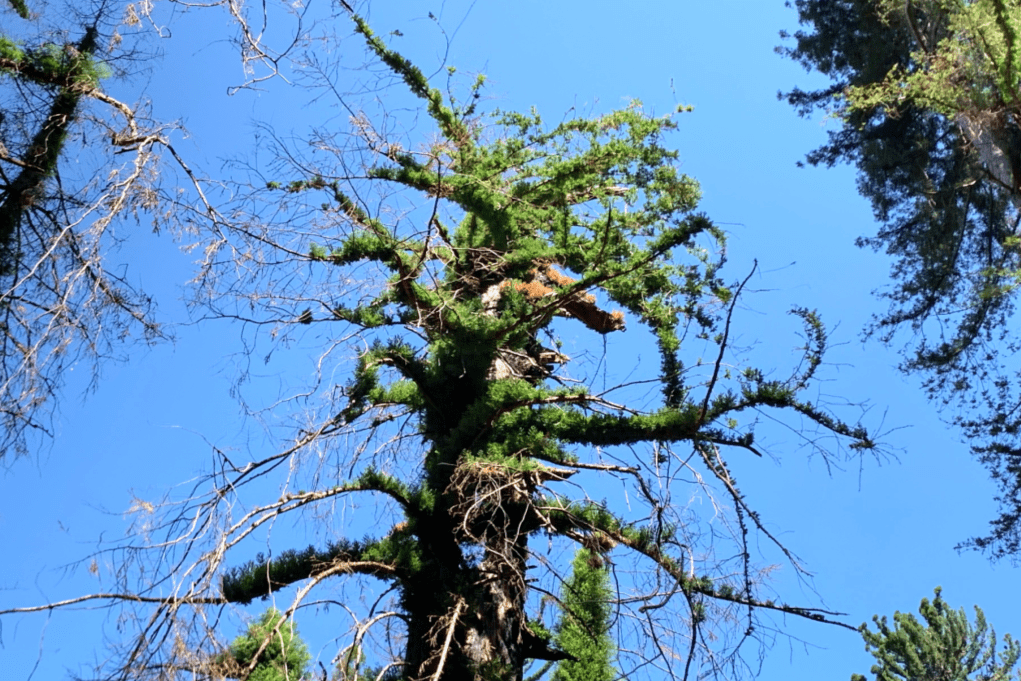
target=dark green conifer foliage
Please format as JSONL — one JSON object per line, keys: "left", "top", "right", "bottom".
{"left": 853, "top": 588, "right": 1020, "bottom": 681}
{"left": 780, "top": 0, "right": 1021, "bottom": 560}
{"left": 552, "top": 550, "right": 616, "bottom": 681}
{"left": 222, "top": 608, "right": 311, "bottom": 681}
{"left": 5, "top": 0, "right": 30, "bottom": 19}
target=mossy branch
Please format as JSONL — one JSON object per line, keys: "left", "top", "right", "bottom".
{"left": 0, "top": 27, "right": 103, "bottom": 273}
{"left": 221, "top": 539, "right": 400, "bottom": 604}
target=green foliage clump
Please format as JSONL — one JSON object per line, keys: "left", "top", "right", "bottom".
{"left": 6, "top": 0, "right": 30, "bottom": 19}
{"left": 552, "top": 549, "right": 616, "bottom": 681}
{"left": 853, "top": 588, "right": 1020, "bottom": 681}
{"left": 0, "top": 34, "right": 110, "bottom": 87}
{"left": 0, "top": 36, "right": 25, "bottom": 62}
{"left": 223, "top": 608, "right": 311, "bottom": 681}
{"left": 842, "top": 0, "right": 1021, "bottom": 119}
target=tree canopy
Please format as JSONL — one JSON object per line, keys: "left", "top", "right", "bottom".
{"left": 780, "top": 0, "right": 1021, "bottom": 559}
{"left": 852, "top": 588, "right": 1020, "bottom": 681}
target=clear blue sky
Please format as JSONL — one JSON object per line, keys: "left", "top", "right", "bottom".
{"left": 1, "top": 2, "right": 1014, "bottom": 680}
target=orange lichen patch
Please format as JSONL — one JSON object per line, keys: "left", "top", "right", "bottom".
{"left": 489, "top": 263, "right": 625, "bottom": 334}
{"left": 541, "top": 265, "right": 576, "bottom": 288}
{"left": 499, "top": 266, "right": 595, "bottom": 303}
{"left": 502, "top": 279, "right": 557, "bottom": 301}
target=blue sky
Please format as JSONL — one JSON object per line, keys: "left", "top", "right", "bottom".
{"left": 1, "top": 1, "right": 1016, "bottom": 680}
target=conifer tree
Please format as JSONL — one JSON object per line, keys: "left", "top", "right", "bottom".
{"left": 199, "top": 17, "right": 874, "bottom": 679}
{"left": 218, "top": 608, "right": 311, "bottom": 681}
{"left": 853, "top": 588, "right": 1020, "bottom": 681}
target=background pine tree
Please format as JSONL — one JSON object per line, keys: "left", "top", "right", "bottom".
{"left": 780, "top": 0, "right": 1021, "bottom": 559}
{"left": 220, "top": 608, "right": 311, "bottom": 681}
{"left": 853, "top": 588, "right": 1020, "bottom": 681}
